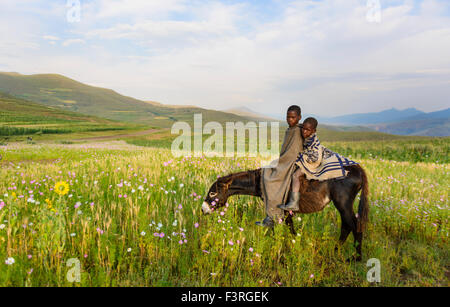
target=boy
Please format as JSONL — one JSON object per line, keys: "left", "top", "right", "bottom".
{"left": 278, "top": 117, "right": 358, "bottom": 211}
{"left": 256, "top": 105, "right": 303, "bottom": 227}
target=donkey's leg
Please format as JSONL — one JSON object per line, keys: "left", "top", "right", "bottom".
{"left": 333, "top": 194, "right": 360, "bottom": 261}
{"left": 284, "top": 212, "right": 296, "bottom": 235}
{"left": 333, "top": 201, "right": 352, "bottom": 255}
{"left": 338, "top": 210, "right": 352, "bottom": 244}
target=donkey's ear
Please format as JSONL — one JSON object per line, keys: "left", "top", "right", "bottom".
{"left": 218, "top": 177, "right": 233, "bottom": 189}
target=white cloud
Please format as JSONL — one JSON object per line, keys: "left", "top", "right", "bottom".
{"left": 43, "top": 35, "right": 60, "bottom": 41}
{"left": 62, "top": 38, "right": 86, "bottom": 47}
{"left": 1, "top": 0, "right": 449, "bottom": 116}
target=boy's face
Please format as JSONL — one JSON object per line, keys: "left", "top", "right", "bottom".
{"left": 301, "top": 122, "right": 316, "bottom": 139}
{"left": 286, "top": 111, "right": 301, "bottom": 127}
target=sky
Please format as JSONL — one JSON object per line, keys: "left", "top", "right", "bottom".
{"left": 0, "top": 0, "right": 449, "bottom": 117}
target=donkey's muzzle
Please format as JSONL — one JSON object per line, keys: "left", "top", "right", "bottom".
{"left": 202, "top": 202, "right": 212, "bottom": 215}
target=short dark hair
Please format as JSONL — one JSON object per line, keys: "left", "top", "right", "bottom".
{"left": 303, "top": 117, "right": 318, "bottom": 129}
{"left": 287, "top": 105, "right": 301, "bottom": 116}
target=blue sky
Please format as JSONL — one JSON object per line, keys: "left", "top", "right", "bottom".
{"left": 1, "top": 0, "right": 449, "bottom": 116}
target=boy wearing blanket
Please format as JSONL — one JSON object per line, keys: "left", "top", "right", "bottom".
{"left": 278, "top": 117, "right": 358, "bottom": 212}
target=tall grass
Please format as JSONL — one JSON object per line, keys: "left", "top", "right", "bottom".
{"left": 0, "top": 143, "right": 448, "bottom": 286}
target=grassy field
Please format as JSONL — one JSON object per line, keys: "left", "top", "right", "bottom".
{"left": 0, "top": 91, "right": 145, "bottom": 140}
{"left": 0, "top": 139, "right": 448, "bottom": 287}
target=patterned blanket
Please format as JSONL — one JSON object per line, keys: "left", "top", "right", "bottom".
{"left": 295, "top": 133, "right": 358, "bottom": 181}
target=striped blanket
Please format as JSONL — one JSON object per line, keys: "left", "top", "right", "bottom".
{"left": 295, "top": 133, "right": 358, "bottom": 181}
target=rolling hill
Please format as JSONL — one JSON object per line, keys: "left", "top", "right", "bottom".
{"left": 0, "top": 90, "right": 135, "bottom": 137}
{"left": 0, "top": 72, "right": 265, "bottom": 128}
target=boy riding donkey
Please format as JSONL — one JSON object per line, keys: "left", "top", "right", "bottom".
{"left": 256, "top": 105, "right": 304, "bottom": 227}
{"left": 278, "top": 117, "right": 359, "bottom": 213}
{"left": 257, "top": 111, "right": 360, "bottom": 227}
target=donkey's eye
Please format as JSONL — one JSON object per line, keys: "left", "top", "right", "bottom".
{"left": 209, "top": 192, "right": 218, "bottom": 198}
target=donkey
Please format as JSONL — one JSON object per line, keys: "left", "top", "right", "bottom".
{"left": 201, "top": 164, "right": 369, "bottom": 261}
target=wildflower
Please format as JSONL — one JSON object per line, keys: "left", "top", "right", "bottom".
{"left": 179, "top": 240, "right": 183, "bottom": 245}
{"left": 310, "top": 274, "right": 314, "bottom": 279}
{"left": 74, "top": 202, "right": 81, "bottom": 209}
{"left": 157, "top": 223, "right": 163, "bottom": 228}
{"left": 140, "top": 231, "right": 146, "bottom": 236}
{"left": 0, "top": 224, "right": 6, "bottom": 230}
{"left": 27, "top": 255, "right": 32, "bottom": 259}
{"left": 159, "top": 233, "right": 165, "bottom": 238}
{"left": 5, "top": 257, "right": 15, "bottom": 265}
{"left": 127, "top": 248, "right": 132, "bottom": 253}
{"left": 249, "top": 247, "right": 254, "bottom": 252}
{"left": 54, "top": 181, "right": 69, "bottom": 196}
{"left": 228, "top": 240, "right": 234, "bottom": 246}
{"left": 0, "top": 202, "right": 4, "bottom": 210}
{"left": 70, "top": 233, "right": 76, "bottom": 237}
{"left": 194, "top": 223, "right": 199, "bottom": 228}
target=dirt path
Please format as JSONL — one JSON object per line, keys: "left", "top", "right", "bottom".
{"left": 73, "top": 129, "right": 159, "bottom": 142}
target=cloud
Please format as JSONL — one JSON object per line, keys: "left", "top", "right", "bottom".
{"left": 43, "top": 35, "right": 60, "bottom": 41}
{"left": 1, "top": 0, "right": 450, "bottom": 116}
{"left": 62, "top": 38, "right": 86, "bottom": 47}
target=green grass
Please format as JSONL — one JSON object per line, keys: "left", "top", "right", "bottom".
{"left": 126, "top": 127, "right": 449, "bottom": 164}
{"left": 0, "top": 141, "right": 448, "bottom": 287}
{"left": 0, "top": 91, "right": 146, "bottom": 138}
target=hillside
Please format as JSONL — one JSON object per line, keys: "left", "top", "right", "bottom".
{"left": 0, "top": 72, "right": 263, "bottom": 128}
{"left": 0, "top": 91, "right": 134, "bottom": 137}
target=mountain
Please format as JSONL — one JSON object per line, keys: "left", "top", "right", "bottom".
{"left": 0, "top": 72, "right": 262, "bottom": 128}
{"left": 223, "top": 107, "right": 279, "bottom": 121}
{"left": 370, "top": 108, "right": 450, "bottom": 136}
{"left": 265, "top": 107, "right": 449, "bottom": 136}
{"left": 321, "top": 108, "right": 425, "bottom": 125}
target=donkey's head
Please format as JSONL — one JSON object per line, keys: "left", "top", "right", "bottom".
{"left": 201, "top": 176, "right": 233, "bottom": 215}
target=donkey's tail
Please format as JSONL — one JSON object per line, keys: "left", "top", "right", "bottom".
{"left": 357, "top": 166, "right": 369, "bottom": 233}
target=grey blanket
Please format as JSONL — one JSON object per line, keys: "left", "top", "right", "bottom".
{"left": 260, "top": 124, "right": 303, "bottom": 221}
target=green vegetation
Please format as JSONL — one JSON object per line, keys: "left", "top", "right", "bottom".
{"left": 0, "top": 143, "right": 447, "bottom": 286}
{"left": 0, "top": 72, "right": 269, "bottom": 128}
{"left": 0, "top": 91, "right": 143, "bottom": 138}
{"left": 325, "top": 138, "right": 449, "bottom": 164}
{"left": 126, "top": 126, "right": 449, "bottom": 164}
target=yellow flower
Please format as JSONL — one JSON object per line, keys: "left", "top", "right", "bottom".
{"left": 12, "top": 192, "right": 17, "bottom": 199}
{"left": 45, "top": 198, "right": 53, "bottom": 209}
{"left": 54, "top": 181, "right": 69, "bottom": 196}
